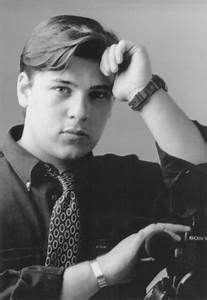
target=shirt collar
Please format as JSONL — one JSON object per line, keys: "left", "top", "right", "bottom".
{"left": 2, "top": 124, "right": 94, "bottom": 187}
{"left": 2, "top": 125, "right": 40, "bottom": 186}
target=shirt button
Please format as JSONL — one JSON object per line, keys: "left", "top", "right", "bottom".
{"left": 26, "top": 181, "right": 31, "bottom": 191}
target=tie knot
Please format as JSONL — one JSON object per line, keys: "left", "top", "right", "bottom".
{"left": 57, "top": 172, "right": 74, "bottom": 193}
{"left": 43, "top": 163, "right": 75, "bottom": 193}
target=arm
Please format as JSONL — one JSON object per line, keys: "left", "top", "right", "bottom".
{"left": 100, "top": 40, "right": 207, "bottom": 164}
{"left": 61, "top": 223, "right": 190, "bottom": 300}
{"left": 156, "top": 121, "right": 207, "bottom": 186}
{"left": 0, "top": 266, "right": 64, "bottom": 300}
{"left": 139, "top": 90, "right": 207, "bottom": 164}
{"left": 0, "top": 223, "right": 189, "bottom": 300}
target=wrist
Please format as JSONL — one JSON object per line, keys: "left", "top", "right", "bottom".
{"left": 61, "top": 261, "right": 100, "bottom": 300}
{"left": 128, "top": 75, "right": 152, "bottom": 102}
{"left": 89, "top": 258, "right": 108, "bottom": 289}
{"left": 96, "top": 254, "right": 116, "bottom": 286}
{"left": 129, "top": 74, "right": 168, "bottom": 111}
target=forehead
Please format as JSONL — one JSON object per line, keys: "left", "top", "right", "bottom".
{"left": 32, "top": 56, "right": 113, "bottom": 88}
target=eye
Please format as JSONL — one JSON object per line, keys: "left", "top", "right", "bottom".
{"left": 54, "top": 86, "right": 72, "bottom": 96}
{"left": 90, "top": 90, "right": 112, "bottom": 102}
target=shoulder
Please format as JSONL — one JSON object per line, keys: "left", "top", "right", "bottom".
{"left": 0, "top": 150, "right": 13, "bottom": 195}
{"left": 0, "top": 150, "right": 6, "bottom": 166}
{"left": 94, "top": 153, "right": 139, "bottom": 169}
{"left": 0, "top": 150, "right": 4, "bottom": 158}
{"left": 0, "top": 149, "right": 12, "bottom": 178}
{"left": 194, "top": 120, "right": 207, "bottom": 141}
{"left": 93, "top": 153, "right": 162, "bottom": 181}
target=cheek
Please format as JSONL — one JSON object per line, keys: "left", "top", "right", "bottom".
{"left": 99, "top": 105, "right": 112, "bottom": 123}
{"left": 29, "top": 94, "right": 61, "bottom": 121}
{"left": 91, "top": 109, "right": 110, "bottom": 133}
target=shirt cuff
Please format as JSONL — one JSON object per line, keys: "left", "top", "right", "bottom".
{"left": 12, "top": 265, "right": 64, "bottom": 300}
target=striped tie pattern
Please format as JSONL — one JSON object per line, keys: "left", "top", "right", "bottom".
{"left": 44, "top": 164, "right": 80, "bottom": 268}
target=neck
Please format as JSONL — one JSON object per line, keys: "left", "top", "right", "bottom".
{"left": 17, "top": 138, "right": 92, "bottom": 173}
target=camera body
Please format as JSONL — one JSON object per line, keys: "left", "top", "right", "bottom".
{"left": 144, "top": 211, "right": 207, "bottom": 299}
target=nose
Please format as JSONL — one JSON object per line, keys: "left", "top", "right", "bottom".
{"left": 67, "top": 93, "right": 90, "bottom": 122}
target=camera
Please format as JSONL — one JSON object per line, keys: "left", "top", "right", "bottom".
{"left": 144, "top": 210, "right": 207, "bottom": 299}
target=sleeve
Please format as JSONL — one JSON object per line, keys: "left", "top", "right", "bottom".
{"left": 156, "top": 121, "right": 207, "bottom": 218}
{"left": 0, "top": 266, "right": 64, "bottom": 300}
{"left": 121, "top": 154, "right": 170, "bottom": 220}
{"left": 156, "top": 120, "right": 207, "bottom": 188}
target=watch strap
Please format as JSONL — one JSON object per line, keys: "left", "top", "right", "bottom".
{"left": 129, "top": 74, "right": 168, "bottom": 111}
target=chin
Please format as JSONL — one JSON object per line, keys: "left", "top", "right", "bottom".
{"left": 58, "top": 146, "right": 91, "bottom": 160}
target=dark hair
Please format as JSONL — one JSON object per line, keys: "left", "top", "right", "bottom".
{"left": 20, "top": 15, "right": 118, "bottom": 77}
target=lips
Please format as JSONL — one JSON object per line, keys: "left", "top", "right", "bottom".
{"left": 62, "top": 129, "right": 89, "bottom": 138}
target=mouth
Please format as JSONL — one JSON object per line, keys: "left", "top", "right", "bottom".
{"left": 61, "top": 129, "right": 89, "bottom": 139}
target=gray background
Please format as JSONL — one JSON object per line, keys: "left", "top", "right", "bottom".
{"left": 1, "top": 0, "right": 207, "bottom": 161}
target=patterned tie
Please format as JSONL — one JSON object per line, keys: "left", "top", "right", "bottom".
{"left": 44, "top": 164, "right": 81, "bottom": 268}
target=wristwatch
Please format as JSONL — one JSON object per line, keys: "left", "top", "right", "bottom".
{"left": 128, "top": 74, "right": 168, "bottom": 111}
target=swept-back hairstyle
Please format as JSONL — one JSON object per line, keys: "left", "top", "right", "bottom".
{"left": 20, "top": 15, "right": 119, "bottom": 77}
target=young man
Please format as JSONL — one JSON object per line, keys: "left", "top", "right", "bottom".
{"left": 0, "top": 15, "right": 205, "bottom": 300}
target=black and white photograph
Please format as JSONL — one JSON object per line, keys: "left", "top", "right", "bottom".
{"left": 0, "top": 1, "right": 207, "bottom": 299}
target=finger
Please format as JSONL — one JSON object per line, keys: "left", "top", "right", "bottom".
{"left": 117, "top": 40, "right": 139, "bottom": 62}
{"left": 140, "top": 223, "right": 190, "bottom": 241}
{"left": 108, "top": 44, "right": 119, "bottom": 73}
{"left": 160, "top": 223, "right": 191, "bottom": 233}
{"left": 163, "top": 230, "right": 182, "bottom": 242}
{"left": 114, "top": 40, "right": 126, "bottom": 64}
{"left": 100, "top": 47, "right": 111, "bottom": 76}
{"left": 158, "top": 223, "right": 191, "bottom": 242}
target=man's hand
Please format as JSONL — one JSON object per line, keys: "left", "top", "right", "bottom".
{"left": 61, "top": 223, "right": 190, "bottom": 300}
{"left": 97, "top": 223, "right": 190, "bottom": 285}
{"left": 100, "top": 40, "right": 152, "bottom": 101}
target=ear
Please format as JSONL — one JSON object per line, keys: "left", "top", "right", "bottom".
{"left": 17, "top": 72, "right": 32, "bottom": 108}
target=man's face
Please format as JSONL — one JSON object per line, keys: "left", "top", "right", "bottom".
{"left": 18, "top": 56, "right": 113, "bottom": 164}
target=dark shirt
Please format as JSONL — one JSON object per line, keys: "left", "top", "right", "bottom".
{"left": 156, "top": 121, "right": 207, "bottom": 299}
{"left": 157, "top": 121, "right": 207, "bottom": 216}
{"left": 1, "top": 123, "right": 202, "bottom": 300}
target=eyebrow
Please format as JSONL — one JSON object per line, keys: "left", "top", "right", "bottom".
{"left": 89, "top": 85, "right": 112, "bottom": 92}
{"left": 52, "top": 80, "right": 112, "bottom": 92}
{"left": 52, "top": 79, "right": 78, "bottom": 87}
